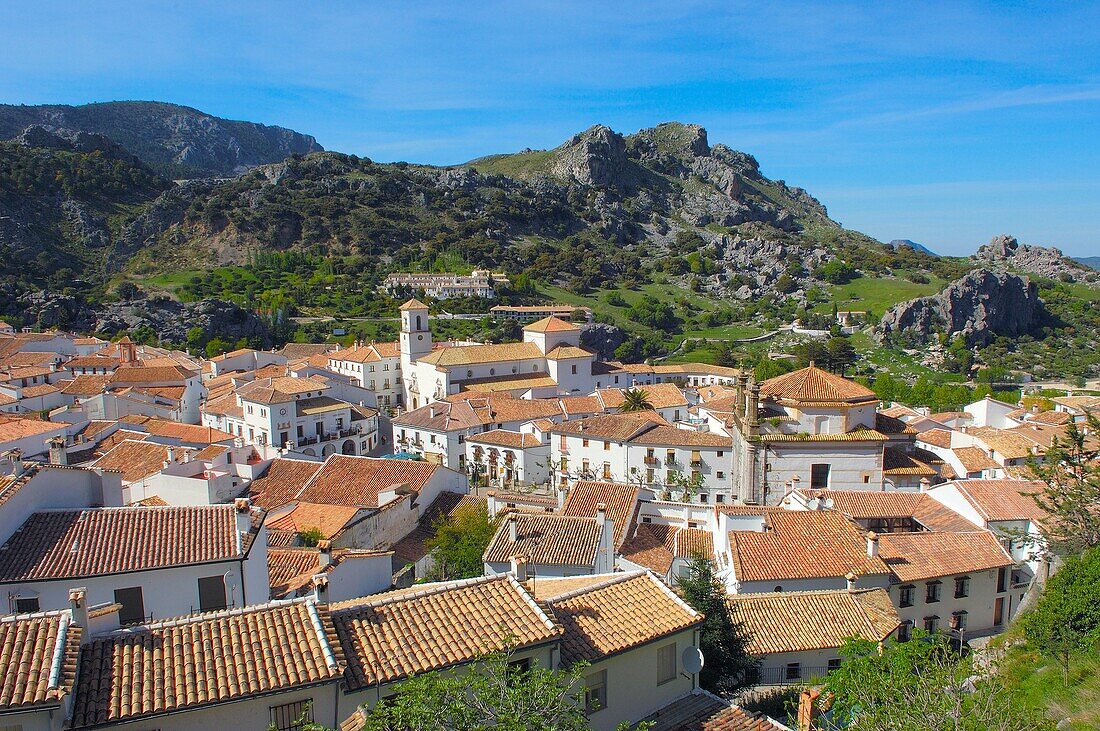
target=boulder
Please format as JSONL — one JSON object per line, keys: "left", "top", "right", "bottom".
{"left": 580, "top": 323, "right": 627, "bottom": 361}
{"left": 972, "top": 234, "right": 1093, "bottom": 283}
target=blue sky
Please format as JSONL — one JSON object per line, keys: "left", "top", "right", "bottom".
{"left": 2, "top": 1, "right": 1098, "bottom": 256}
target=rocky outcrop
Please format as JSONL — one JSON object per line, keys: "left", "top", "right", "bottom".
{"left": 972, "top": 234, "right": 1095, "bottom": 283}
{"left": 580, "top": 323, "right": 628, "bottom": 361}
{"left": 109, "top": 179, "right": 218, "bottom": 271}
{"left": 549, "top": 125, "right": 638, "bottom": 187}
{"left": 92, "top": 297, "right": 274, "bottom": 346}
{"left": 876, "top": 269, "right": 1044, "bottom": 346}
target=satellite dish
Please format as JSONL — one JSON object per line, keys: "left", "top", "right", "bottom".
{"left": 682, "top": 646, "right": 704, "bottom": 674}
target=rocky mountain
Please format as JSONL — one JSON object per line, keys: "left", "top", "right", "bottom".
{"left": 876, "top": 269, "right": 1045, "bottom": 347}
{"left": 0, "top": 102, "right": 322, "bottom": 178}
{"left": 972, "top": 234, "right": 1095, "bottom": 284}
{"left": 888, "top": 239, "right": 937, "bottom": 256}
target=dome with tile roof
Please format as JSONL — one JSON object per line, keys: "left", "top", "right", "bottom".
{"left": 760, "top": 362, "right": 877, "bottom": 406}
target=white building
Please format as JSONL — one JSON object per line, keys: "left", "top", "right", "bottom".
{"left": 327, "top": 341, "right": 404, "bottom": 408}
{"left": 465, "top": 429, "right": 551, "bottom": 488}
{"left": 384, "top": 269, "right": 509, "bottom": 299}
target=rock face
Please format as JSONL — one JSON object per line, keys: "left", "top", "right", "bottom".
{"left": 877, "top": 269, "right": 1044, "bottom": 346}
{"left": 580, "top": 323, "right": 628, "bottom": 361}
{"left": 972, "top": 234, "right": 1094, "bottom": 283}
{"left": 548, "top": 125, "right": 636, "bottom": 187}
{"left": 0, "top": 101, "right": 322, "bottom": 178}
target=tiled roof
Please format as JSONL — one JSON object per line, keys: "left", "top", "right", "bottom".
{"left": 280, "top": 343, "right": 339, "bottom": 359}
{"left": 619, "top": 522, "right": 715, "bottom": 575}
{"left": 331, "top": 574, "right": 560, "bottom": 689}
{"left": 546, "top": 571, "right": 702, "bottom": 666}
{"left": 630, "top": 425, "right": 732, "bottom": 447}
{"left": 598, "top": 383, "right": 689, "bottom": 410}
{"left": 193, "top": 443, "right": 230, "bottom": 460}
{"left": 296, "top": 455, "right": 439, "bottom": 508}
{"left": 202, "top": 391, "right": 245, "bottom": 419}
{"left": 558, "top": 395, "right": 603, "bottom": 415}
{"left": 882, "top": 447, "right": 938, "bottom": 476}
{"left": 523, "top": 316, "right": 578, "bottom": 333}
{"left": 91, "top": 440, "right": 193, "bottom": 483}
{"left": 109, "top": 364, "right": 196, "bottom": 384}
{"left": 0, "top": 612, "right": 81, "bottom": 711}
{"left": 237, "top": 376, "right": 329, "bottom": 404}
{"left": 398, "top": 298, "right": 428, "bottom": 310}
{"left": 415, "top": 341, "right": 544, "bottom": 367}
{"left": 466, "top": 429, "right": 543, "bottom": 448}
{"left": 918, "top": 428, "right": 953, "bottom": 448}
{"left": 788, "top": 489, "right": 977, "bottom": 532}
{"left": 0, "top": 505, "right": 255, "bottom": 581}
{"left": 1029, "top": 410, "right": 1072, "bottom": 425}
{"left": 640, "top": 689, "right": 789, "bottom": 731}
{"left": 389, "top": 492, "right": 477, "bottom": 571}
{"left": 19, "top": 383, "right": 61, "bottom": 398}
{"left": 728, "top": 588, "right": 899, "bottom": 655}
{"left": 551, "top": 411, "right": 670, "bottom": 441}
{"left": 760, "top": 364, "right": 877, "bottom": 405}
{"left": 137, "top": 418, "right": 235, "bottom": 444}
{"left": 0, "top": 415, "right": 66, "bottom": 443}
{"left": 562, "top": 480, "right": 639, "bottom": 547}
{"left": 247, "top": 458, "right": 324, "bottom": 509}
{"left": 876, "top": 413, "right": 918, "bottom": 435}
{"left": 728, "top": 511, "right": 889, "bottom": 583}
{"left": 265, "top": 502, "right": 360, "bottom": 540}
{"left": 877, "top": 531, "right": 1013, "bottom": 582}
{"left": 88, "top": 429, "right": 150, "bottom": 459}
{"left": 544, "top": 344, "right": 594, "bottom": 360}
{"left": 394, "top": 393, "right": 563, "bottom": 431}
{"left": 267, "top": 547, "right": 323, "bottom": 597}
{"left": 954, "top": 446, "right": 999, "bottom": 473}
{"left": 970, "top": 426, "right": 1043, "bottom": 459}
{"left": 760, "top": 428, "right": 889, "bottom": 443}
{"left": 523, "top": 574, "right": 619, "bottom": 601}
{"left": 946, "top": 479, "right": 1048, "bottom": 523}
{"left": 461, "top": 373, "right": 558, "bottom": 393}
{"left": 651, "top": 363, "right": 742, "bottom": 378}
{"left": 483, "top": 513, "right": 602, "bottom": 567}
{"left": 70, "top": 599, "right": 343, "bottom": 727}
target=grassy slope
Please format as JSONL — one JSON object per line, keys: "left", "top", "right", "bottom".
{"left": 464, "top": 150, "right": 556, "bottom": 178}
{"left": 812, "top": 275, "right": 947, "bottom": 315}
{"left": 997, "top": 632, "right": 1100, "bottom": 730}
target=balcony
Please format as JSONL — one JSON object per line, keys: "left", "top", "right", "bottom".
{"left": 644, "top": 457, "right": 660, "bottom": 466}
{"left": 690, "top": 458, "right": 704, "bottom": 468}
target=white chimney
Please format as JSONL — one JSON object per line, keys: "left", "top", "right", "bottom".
{"left": 556, "top": 484, "right": 567, "bottom": 510}
{"left": 487, "top": 490, "right": 498, "bottom": 518}
{"left": 866, "top": 531, "right": 879, "bottom": 558}
{"left": 845, "top": 572, "right": 858, "bottom": 592}
{"left": 596, "top": 501, "right": 608, "bottom": 528}
{"left": 234, "top": 498, "right": 252, "bottom": 536}
{"left": 318, "top": 540, "right": 332, "bottom": 568}
{"left": 597, "top": 502, "right": 615, "bottom": 573}
{"left": 919, "top": 477, "right": 932, "bottom": 491}
{"left": 48, "top": 437, "right": 68, "bottom": 466}
{"left": 69, "top": 587, "right": 89, "bottom": 636}
{"left": 312, "top": 574, "right": 329, "bottom": 604}
{"left": 165, "top": 446, "right": 175, "bottom": 464}
{"left": 510, "top": 554, "right": 528, "bottom": 582}
{"left": 508, "top": 513, "right": 518, "bottom": 542}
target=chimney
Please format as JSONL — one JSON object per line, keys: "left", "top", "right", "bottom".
{"left": 510, "top": 554, "right": 528, "bottom": 582}
{"left": 919, "top": 477, "right": 932, "bottom": 491}
{"left": 747, "top": 381, "right": 760, "bottom": 429}
{"left": 796, "top": 688, "right": 822, "bottom": 731}
{"left": 312, "top": 575, "right": 329, "bottom": 604}
{"left": 487, "top": 490, "right": 499, "bottom": 519}
{"left": 596, "top": 502, "right": 615, "bottom": 573}
{"left": 3, "top": 450, "right": 24, "bottom": 477}
{"left": 69, "top": 587, "right": 89, "bottom": 634}
{"left": 234, "top": 498, "right": 252, "bottom": 536}
{"left": 318, "top": 540, "right": 332, "bottom": 568}
{"left": 508, "top": 513, "right": 518, "bottom": 542}
{"left": 845, "top": 572, "right": 858, "bottom": 592}
{"left": 866, "top": 531, "right": 879, "bottom": 558}
{"left": 48, "top": 437, "right": 68, "bottom": 466}
{"left": 555, "top": 483, "right": 567, "bottom": 510}
{"left": 165, "top": 446, "right": 175, "bottom": 464}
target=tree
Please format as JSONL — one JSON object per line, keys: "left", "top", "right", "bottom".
{"left": 619, "top": 388, "right": 654, "bottom": 412}
{"left": 824, "top": 335, "right": 858, "bottom": 375}
{"left": 1021, "top": 546, "right": 1100, "bottom": 685}
{"left": 814, "top": 259, "right": 856, "bottom": 285}
{"left": 358, "top": 648, "right": 642, "bottom": 731}
{"left": 1026, "top": 413, "right": 1100, "bottom": 556}
{"left": 675, "top": 556, "right": 758, "bottom": 693}
{"left": 424, "top": 502, "right": 499, "bottom": 580}
{"left": 793, "top": 340, "right": 828, "bottom": 368}
{"left": 821, "top": 633, "right": 1054, "bottom": 730}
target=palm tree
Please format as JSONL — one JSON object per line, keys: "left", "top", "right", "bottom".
{"left": 619, "top": 388, "right": 654, "bottom": 412}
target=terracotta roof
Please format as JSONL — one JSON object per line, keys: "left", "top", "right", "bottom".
{"left": 133, "top": 495, "right": 169, "bottom": 507}
{"left": 70, "top": 599, "right": 343, "bottom": 727}
{"left": 389, "top": 491, "right": 477, "bottom": 571}
{"left": 1029, "top": 410, "right": 1072, "bottom": 426}
{"left": 759, "top": 429, "right": 889, "bottom": 443}
{"left": 882, "top": 447, "right": 938, "bottom": 476}
{"left": 109, "top": 364, "right": 196, "bottom": 384}
{"left": 728, "top": 588, "right": 899, "bottom": 655}
{"left": 640, "top": 689, "right": 789, "bottom": 731}
{"left": 247, "top": 458, "right": 324, "bottom": 509}
{"left": 551, "top": 411, "right": 670, "bottom": 441}
{"left": 788, "top": 489, "right": 977, "bottom": 532}
{"left": 296, "top": 455, "right": 440, "bottom": 508}
{"left": 415, "top": 341, "right": 544, "bottom": 367}
{"left": 630, "top": 425, "right": 732, "bottom": 447}
{"left": 953, "top": 446, "right": 1000, "bottom": 473}
{"left": 558, "top": 395, "right": 603, "bottom": 415}
{"left": 0, "top": 505, "right": 255, "bottom": 581}
{"left": 466, "top": 429, "right": 544, "bottom": 449}
{"left": 483, "top": 513, "right": 602, "bottom": 566}
{"left": 523, "top": 316, "right": 579, "bottom": 333}
{"left": 651, "top": 363, "right": 742, "bottom": 378}
{"left": 88, "top": 430, "right": 149, "bottom": 459}
{"left": 546, "top": 571, "right": 702, "bottom": 666}
{"left": 331, "top": 574, "right": 560, "bottom": 689}
{"left": 621, "top": 523, "right": 714, "bottom": 574}
{"left": 728, "top": 511, "right": 889, "bottom": 583}
{"left": 878, "top": 530, "right": 1013, "bottom": 582}
{"left": 91, "top": 440, "right": 193, "bottom": 483}
{"left": 394, "top": 393, "right": 563, "bottom": 431}
{"left": 544, "top": 344, "right": 594, "bottom": 360}
{"left": 945, "top": 479, "right": 1048, "bottom": 524}
{"left": 398, "top": 298, "right": 428, "bottom": 310}
{"left": 201, "top": 392, "right": 245, "bottom": 419}
{"left": 136, "top": 418, "right": 235, "bottom": 444}
{"left": 265, "top": 502, "right": 360, "bottom": 540}
{"left": 562, "top": 481, "right": 639, "bottom": 547}
{"left": 267, "top": 547, "right": 392, "bottom": 599}
{"left": 523, "top": 574, "right": 619, "bottom": 600}
{"left": 918, "top": 428, "right": 953, "bottom": 448}
{"left": 236, "top": 376, "right": 329, "bottom": 404}
{"left": 193, "top": 443, "right": 230, "bottom": 460}
{"left": 0, "top": 416, "right": 66, "bottom": 443}
{"left": 598, "top": 383, "right": 689, "bottom": 411}
{"left": 18, "top": 383, "right": 61, "bottom": 398}
{"left": 970, "top": 426, "right": 1043, "bottom": 459}
{"left": 760, "top": 364, "right": 877, "bottom": 405}
{"left": 876, "top": 413, "right": 918, "bottom": 435}
{"left": 0, "top": 612, "right": 81, "bottom": 712}
{"left": 279, "top": 343, "right": 339, "bottom": 359}
{"left": 1, "top": 352, "right": 57, "bottom": 368}
{"left": 460, "top": 373, "right": 559, "bottom": 393}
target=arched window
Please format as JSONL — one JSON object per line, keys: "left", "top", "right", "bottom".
{"left": 415, "top": 315, "right": 422, "bottom": 330}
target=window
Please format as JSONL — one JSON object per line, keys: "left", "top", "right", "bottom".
{"left": 951, "top": 611, "right": 968, "bottom": 631}
{"left": 827, "top": 658, "right": 842, "bottom": 672}
{"left": 997, "top": 567, "right": 1008, "bottom": 593}
{"left": 198, "top": 576, "right": 228, "bottom": 612}
{"left": 954, "top": 576, "right": 970, "bottom": 599}
{"left": 582, "top": 459, "right": 590, "bottom": 474}
{"left": 810, "top": 463, "right": 830, "bottom": 489}
{"left": 923, "top": 615, "right": 939, "bottom": 633}
{"left": 12, "top": 595, "right": 39, "bottom": 613}
{"left": 584, "top": 670, "right": 607, "bottom": 714}
{"left": 646, "top": 469, "right": 654, "bottom": 484}
{"left": 114, "top": 586, "right": 145, "bottom": 625}
{"left": 582, "top": 438, "right": 589, "bottom": 447}
{"left": 656, "top": 643, "right": 677, "bottom": 684}
{"left": 716, "top": 471, "right": 725, "bottom": 479}
{"left": 898, "top": 584, "right": 915, "bottom": 608}
{"left": 863, "top": 474, "right": 871, "bottom": 484}
{"left": 699, "top": 493, "right": 708, "bottom": 503}
{"left": 571, "top": 364, "right": 577, "bottom": 375}
{"left": 785, "top": 663, "right": 801, "bottom": 680}
{"left": 602, "top": 462, "right": 611, "bottom": 480}
{"left": 716, "top": 494, "right": 726, "bottom": 503}
{"left": 509, "top": 657, "right": 532, "bottom": 675}
{"left": 897, "top": 620, "right": 913, "bottom": 642}
{"left": 603, "top": 441, "right": 610, "bottom": 451}
{"left": 270, "top": 699, "right": 313, "bottom": 731}
{"left": 666, "top": 449, "right": 675, "bottom": 464}
{"left": 926, "top": 580, "right": 942, "bottom": 604}
{"left": 717, "top": 451, "right": 724, "bottom": 457}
